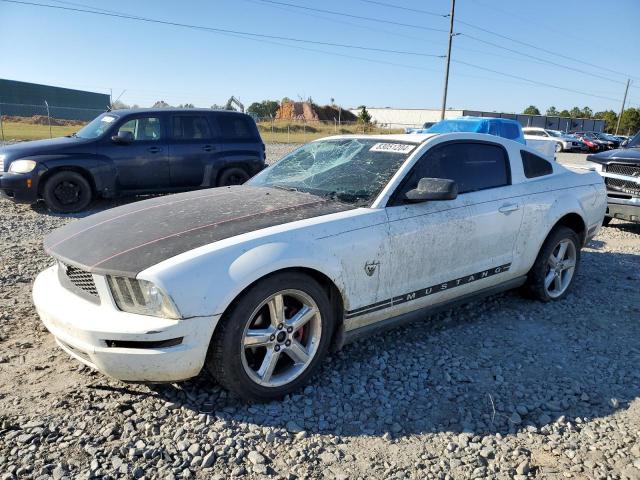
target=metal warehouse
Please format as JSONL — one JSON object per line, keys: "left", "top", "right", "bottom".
{"left": 350, "top": 107, "right": 605, "bottom": 133}
{"left": 0, "top": 79, "right": 109, "bottom": 121}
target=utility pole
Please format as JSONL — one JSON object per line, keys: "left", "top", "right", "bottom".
{"left": 615, "top": 79, "right": 630, "bottom": 135}
{"left": 440, "top": 0, "right": 456, "bottom": 121}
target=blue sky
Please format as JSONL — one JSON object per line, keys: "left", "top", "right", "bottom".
{"left": 2, "top": 0, "right": 639, "bottom": 113}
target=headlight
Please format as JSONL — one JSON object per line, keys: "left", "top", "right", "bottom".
{"left": 107, "top": 276, "right": 180, "bottom": 319}
{"left": 9, "top": 159, "right": 37, "bottom": 173}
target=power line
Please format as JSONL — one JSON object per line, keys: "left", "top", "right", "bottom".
{"left": 3, "top": 0, "right": 630, "bottom": 107}
{"left": 356, "top": 0, "right": 448, "bottom": 18}
{"left": 252, "top": 0, "right": 449, "bottom": 33}
{"left": 452, "top": 60, "right": 622, "bottom": 103}
{"left": 2, "top": 0, "right": 444, "bottom": 58}
{"left": 455, "top": 18, "right": 640, "bottom": 83}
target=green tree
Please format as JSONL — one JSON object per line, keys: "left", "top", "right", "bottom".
{"left": 546, "top": 106, "right": 559, "bottom": 116}
{"left": 558, "top": 110, "right": 570, "bottom": 117}
{"left": 594, "top": 110, "right": 618, "bottom": 133}
{"left": 619, "top": 107, "right": 640, "bottom": 135}
{"left": 247, "top": 100, "right": 280, "bottom": 119}
{"left": 357, "top": 105, "right": 372, "bottom": 125}
{"left": 581, "top": 106, "right": 593, "bottom": 118}
{"left": 569, "top": 106, "right": 583, "bottom": 118}
{"left": 523, "top": 105, "right": 541, "bottom": 115}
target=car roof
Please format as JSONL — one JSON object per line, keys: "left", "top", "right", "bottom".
{"left": 105, "top": 108, "right": 248, "bottom": 116}
{"left": 317, "top": 133, "right": 437, "bottom": 144}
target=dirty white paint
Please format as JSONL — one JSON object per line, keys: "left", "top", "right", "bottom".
{"left": 33, "top": 132, "right": 607, "bottom": 382}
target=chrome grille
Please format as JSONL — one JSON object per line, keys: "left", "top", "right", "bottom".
{"left": 605, "top": 163, "right": 640, "bottom": 196}
{"left": 60, "top": 263, "right": 98, "bottom": 297}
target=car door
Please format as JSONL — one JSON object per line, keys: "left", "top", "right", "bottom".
{"left": 379, "top": 140, "right": 524, "bottom": 322}
{"left": 103, "top": 114, "right": 171, "bottom": 190}
{"left": 168, "top": 114, "right": 218, "bottom": 187}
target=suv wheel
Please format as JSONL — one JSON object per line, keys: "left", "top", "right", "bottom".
{"left": 524, "top": 226, "right": 580, "bottom": 302}
{"left": 218, "top": 167, "right": 250, "bottom": 186}
{"left": 42, "top": 171, "right": 93, "bottom": 213}
{"left": 205, "top": 272, "right": 335, "bottom": 401}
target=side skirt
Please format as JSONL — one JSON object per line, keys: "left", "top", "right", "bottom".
{"left": 338, "top": 276, "right": 527, "bottom": 347}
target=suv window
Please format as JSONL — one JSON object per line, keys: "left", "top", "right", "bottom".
{"left": 218, "top": 115, "right": 255, "bottom": 140}
{"left": 521, "top": 150, "right": 553, "bottom": 178}
{"left": 118, "top": 117, "right": 162, "bottom": 141}
{"left": 171, "top": 115, "right": 212, "bottom": 140}
{"left": 401, "top": 142, "right": 510, "bottom": 196}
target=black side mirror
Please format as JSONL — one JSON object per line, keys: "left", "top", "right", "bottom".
{"left": 111, "top": 130, "right": 134, "bottom": 144}
{"left": 405, "top": 178, "right": 458, "bottom": 203}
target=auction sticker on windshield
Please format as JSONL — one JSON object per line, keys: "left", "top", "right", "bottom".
{"left": 369, "top": 143, "right": 415, "bottom": 154}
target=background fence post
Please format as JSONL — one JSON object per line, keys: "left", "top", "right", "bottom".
{"left": 287, "top": 124, "right": 290, "bottom": 143}
{"left": 0, "top": 104, "right": 5, "bottom": 145}
{"left": 44, "top": 100, "right": 52, "bottom": 138}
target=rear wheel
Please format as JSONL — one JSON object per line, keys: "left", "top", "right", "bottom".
{"left": 218, "top": 167, "right": 250, "bottom": 186}
{"left": 524, "top": 226, "right": 580, "bottom": 302}
{"left": 555, "top": 142, "right": 563, "bottom": 153}
{"left": 42, "top": 171, "right": 93, "bottom": 213}
{"left": 602, "top": 216, "right": 612, "bottom": 226}
{"left": 205, "top": 272, "right": 335, "bottom": 401}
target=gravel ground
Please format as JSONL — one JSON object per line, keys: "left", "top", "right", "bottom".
{"left": 1, "top": 145, "right": 639, "bottom": 480}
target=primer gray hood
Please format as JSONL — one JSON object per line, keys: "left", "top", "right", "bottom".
{"left": 44, "top": 186, "right": 355, "bottom": 277}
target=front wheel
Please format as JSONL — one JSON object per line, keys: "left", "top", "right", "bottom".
{"left": 523, "top": 226, "right": 580, "bottom": 302}
{"left": 205, "top": 272, "right": 335, "bottom": 401}
{"left": 555, "top": 142, "right": 563, "bottom": 153}
{"left": 42, "top": 171, "right": 93, "bottom": 213}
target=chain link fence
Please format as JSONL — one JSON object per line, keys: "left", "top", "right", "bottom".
{"left": 0, "top": 102, "right": 106, "bottom": 144}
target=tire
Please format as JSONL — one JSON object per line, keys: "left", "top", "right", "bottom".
{"left": 602, "top": 216, "right": 612, "bottom": 226}
{"left": 523, "top": 226, "right": 581, "bottom": 302}
{"left": 205, "top": 272, "right": 336, "bottom": 401}
{"left": 555, "top": 142, "right": 563, "bottom": 153}
{"left": 42, "top": 171, "right": 93, "bottom": 213}
{"left": 217, "top": 167, "right": 250, "bottom": 186}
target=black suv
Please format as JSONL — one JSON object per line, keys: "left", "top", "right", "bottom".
{"left": 0, "top": 108, "right": 266, "bottom": 212}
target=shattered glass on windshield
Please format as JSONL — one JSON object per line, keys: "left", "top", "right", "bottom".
{"left": 248, "top": 139, "right": 414, "bottom": 204}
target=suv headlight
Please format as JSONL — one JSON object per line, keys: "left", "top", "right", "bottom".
{"left": 9, "top": 159, "right": 37, "bottom": 173}
{"left": 107, "top": 276, "right": 180, "bottom": 319}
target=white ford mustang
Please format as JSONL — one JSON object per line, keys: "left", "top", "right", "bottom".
{"left": 33, "top": 133, "right": 606, "bottom": 401}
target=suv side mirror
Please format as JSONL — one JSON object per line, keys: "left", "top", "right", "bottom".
{"left": 405, "top": 178, "right": 458, "bottom": 203}
{"left": 621, "top": 139, "right": 629, "bottom": 147}
{"left": 111, "top": 130, "right": 134, "bottom": 144}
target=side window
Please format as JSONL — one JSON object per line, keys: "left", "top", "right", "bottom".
{"left": 521, "top": 150, "right": 553, "bottom": 178}
{"left": 171, "top": 115, "right": 212, "bottom": 140}
{"left": 218, "top": 115, "right": 256, "bottom": 140}
{"left": 118, "top": 117, "right": 161, "bottom": 141}
{"left": 503, "top": 123, "right": 521, "bottom": 140}
{"left": 401, "top": 142, "right": 510, "bottom": 196}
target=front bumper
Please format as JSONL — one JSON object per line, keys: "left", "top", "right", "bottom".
{"left": 0, "top": 172, "right": 39, "bottom": 203}
{"left": 605, "top": 194, "right": 640, "bottom": 223}
{"left": 33, "top": 265, "right": 220, "bottom": 382}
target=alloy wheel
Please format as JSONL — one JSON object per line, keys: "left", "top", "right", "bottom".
{"left": 241, "top": 289, "right": 322, "bottom": 387}
{"left": 544, "top": 239, "right": 577, "bottom": 298}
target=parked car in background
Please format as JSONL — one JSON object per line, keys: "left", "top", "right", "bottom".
{"left": 574, "top": 132, "right": 614, "bottom": 150}
{"left": 0, "top": 109, "right": 266, "bottom": 213}
{"left": 522, "top": 127, "right": 585, "bottom": 153}
{"left": 33, "top": 132, "right": 606, "bottom": 400}
{"left": 587, "top": 130, "right": 640, "bottom": 225}
{"left": 573, "top": 132, "right": 604, "bottom": 152}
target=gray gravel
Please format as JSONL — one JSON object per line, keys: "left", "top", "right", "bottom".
{"left": 0, "top": 144, "right": 639, "bottom": 479}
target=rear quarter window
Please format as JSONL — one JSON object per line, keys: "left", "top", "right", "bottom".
{"left": 217, "top": 114, "right": 258, "bottom": 141}
{"left": 521, "top": 150, "right": 553, "bottom": 178}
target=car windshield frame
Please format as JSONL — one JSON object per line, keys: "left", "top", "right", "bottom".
{"left": 627, "top": 131, "right": 640, "bottom": 148}
{"left": 75, "top": 113, "right": 120, "bottom": 139}
{"left": 247, "top": 138, "right": 417, "bottom": 205}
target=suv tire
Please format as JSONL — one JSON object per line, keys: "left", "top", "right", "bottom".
{"left": 42, "top": 171, "right": 93, "bottom": 213}
{"left": 218, "top": 167, "right": 250, "bottom": 186}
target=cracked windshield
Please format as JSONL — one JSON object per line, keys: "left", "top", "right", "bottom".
{"left": 248, "top": 139, "right": 415, "bottom": 204}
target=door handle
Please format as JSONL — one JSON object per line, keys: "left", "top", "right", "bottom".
{"left": 499, "top": 203, "right": 520, "bottom": 214}
{"left": 147, "top": 146, "right": 162, "bottom": 153}
{"left": 203, "top": 145, "right": 216, "bottom": 152}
